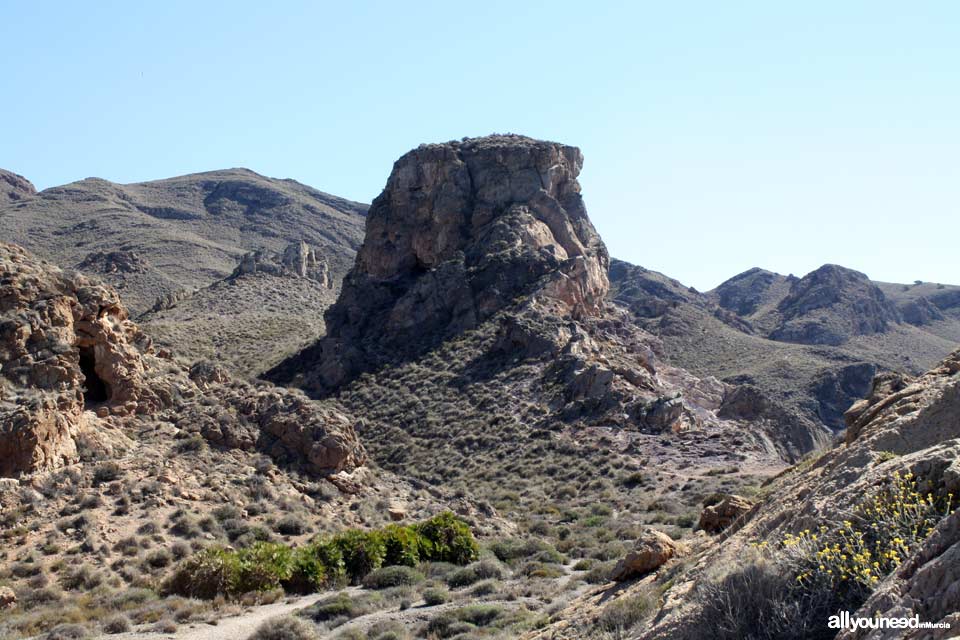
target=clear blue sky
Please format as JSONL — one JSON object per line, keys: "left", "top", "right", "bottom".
{"left": 3, "top": 1, "right": 958, "bottom": 289}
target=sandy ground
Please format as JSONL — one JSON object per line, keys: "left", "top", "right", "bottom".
{"left": 93, "top": 592, "right": 330, "bottom": 640}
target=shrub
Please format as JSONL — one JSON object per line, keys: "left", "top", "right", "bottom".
{"left": 44, "top": 624, "right": 88, "bottom": 640}
{"left": 595, "top": 590, "right": 656, "bottom": 635}
{"left": 276, "top": 515, "right": 308, "bottom": 536}
{"left": 248, "top": 615, "right": 320, "bottom": 640}
{"left": 696, "top": 471, "right": 956, "bottom": 640}
{"left": 381, "top": 524, "right": 422, "bottom": 567}
{"left": 446, "top": 558, "right": 504, "bottom": 588}
{"left": 426, "top": 605, "right": 503, "bottom": 638}
{"left": 362, "top": 565, "right": 425, "bottom": 590}
{"left": 236, "top": 542, "right": 294, "bottom": 593}
{"left": 162, "top": 547, "right": 241, "bottom": 599}
{"left": 283, "top": 539, "right": 346, "bottom": 594}
{"left": 101, "top": 615, "right": 132, "bottom": 634}
{"left": 422, "top": 587, "right": 449, "bottom": 605}
{"left": 415, "top": 512, "right": 479, "bottom": 565}
{"left": 93, "top": 462, "right": 122, "bottom": 485}
{"left": 333, "top": 530, "right": 386, "bottom": 582}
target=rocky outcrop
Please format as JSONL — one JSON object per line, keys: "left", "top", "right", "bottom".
{"left": 0, "top": 242, "right": 364, "bottom": 477}
{"left": 232, "top": 241, "right": 332, "bottom": 287}
{"left": 809, "top": 362, "right": 877, "bottom": 430}
{"left": 610, "top": 529, "right": 686, "bottom": 581}
{"left": 718, "top": 384, "right": 832, "bottom": 458}
{"left": 77, "top": 250, "right": 150, "bottom": 275}
{"left": 770, "top": 264, "right": 901, "bottom": 345}
{"left": 0, "top": 169, "right": 36, "bottom": 205}
{"left": 698, "top": 493, "right": 753, "bottom": 533}
{"left": 637, "top": 349, "right": 960, "bottom": 639}
{"left": 270, "top": 135, "right": 609, "bottom": 393}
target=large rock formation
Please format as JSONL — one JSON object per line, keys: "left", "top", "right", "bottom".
{"left": 0, "top": 169, "right": 36, "bottom": 205}
{"left": 270, "top": 134, "right": 609, "bottom": 393}
{"left": 232, "top": 240, "right": 332, "bottom": 287}
{"left": 0, "top": 242, "right": 365, "bottom": 477}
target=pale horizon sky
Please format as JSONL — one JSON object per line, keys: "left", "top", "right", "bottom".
{"left": 3, "top": 1, "right": 958, "bottom": 290}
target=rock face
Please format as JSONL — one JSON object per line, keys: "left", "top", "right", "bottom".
{"left": 770, "top": 264, "right": 901, "bottom": 345}
{"left": 698, "top": 493, "right": 753, "bottom": 533}
{"left": 0, "top": 169, "right": 36, "bottom": 205}
{"left": 270, "top": 135, "right": 609, "bottom": 393}
{"left": 0, "top": 242, "right": 365, "bottom": 477}
{"left": 610, "top": 529, "right": 685, "bottom": 581}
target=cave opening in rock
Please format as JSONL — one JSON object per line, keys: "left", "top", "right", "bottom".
{"left": 79, "top": 346, "right": 109, "bottom": 405}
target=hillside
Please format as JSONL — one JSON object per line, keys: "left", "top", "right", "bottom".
{"left": 0, "top": 242, "right": 499, "bottom": 639}
{"left": 530, "top": 348, "right": 960, "bottom": 639}
{"left": 0, "top": 168, "right": 366, "bottom": 315}
{"left": 270, "top": 135, "right": 827, "bottom": 563}
{"left": 609, "top": 259, "right": 960, "bottom": 431}
{"left": 138, "top": 242, "right": 338, "bottom": 378}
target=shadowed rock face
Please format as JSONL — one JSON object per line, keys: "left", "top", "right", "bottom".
{"left": 0, "top": 242, "right": 365, "bottom": 477}
{"left": 270, "top": 135, "right": 610, "bottom": 394}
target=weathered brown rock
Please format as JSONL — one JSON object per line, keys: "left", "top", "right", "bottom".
{"left": 698, "top": 493, "right": 753, "bottom": 533}
{"left": 610, "top": 529, "right": 685, "bottom": 581}
{"left": 0, "top": 242, "right": 365, "bottom": 477}
{"left": 0, "top": 585, "right": 16, "bottom": 609}
{"left": 269, "top": 134, "right": 610, "bottom": 393}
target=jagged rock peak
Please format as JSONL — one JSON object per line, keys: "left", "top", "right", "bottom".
{"left": 269, "top": 134, "right": 610, "bottom": 393}
{"left": 0, "top": 169, "right": 37, "bottom": 205}
{"left": 231, "top": 240, "right": 331, "bottom": 287}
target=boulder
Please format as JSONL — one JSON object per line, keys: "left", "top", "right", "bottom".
{"left": 610, "top": 529, "right": 685, "bottom": 581}
{"left": 0, "top": 586, "right": 16, "bottom": 609}
{"left": 698, "top": 493, "right": 753, "bottom": 533}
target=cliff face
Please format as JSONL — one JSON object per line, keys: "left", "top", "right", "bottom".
{"left": 0, "top": 169, "right": 36, "bottom": 205}
{"left": 270, "top": 135, "right": 609, "bottom": 393}
{"left": 0, "top": 242, "right": 365, "bottom": 477}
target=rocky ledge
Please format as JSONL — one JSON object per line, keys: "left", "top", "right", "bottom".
{"left": 0, "top": 242, "right": 364, "bottom": 477}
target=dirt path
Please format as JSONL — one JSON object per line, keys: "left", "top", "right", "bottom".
{"left": 94, "top": 592, "right": 345, "bottom": 640}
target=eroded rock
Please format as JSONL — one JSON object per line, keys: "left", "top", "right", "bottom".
{"left": 610, "top": 529, "right": 685, "bottom": 581}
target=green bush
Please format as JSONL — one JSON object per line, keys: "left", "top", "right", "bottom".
{"left": 362, "top": 565, "right": 425, "bottom": 590}
{"left": 163, "top": 514, "right": 478, "bottom": 599}
{"left": 415, "top": 512, "right": 479, "bottom": 565}
{"left": 381, "top": 524, "right": 422, "bottom": 567}
{"left": 162, "top": 547, "right": 241, "bottom": 599}
{"left": 236, "top": 542, "right": 294, "bottom": 593}
{"left": 333, "top": 530, "right": 386, "bottom": 582}
{"left": 285, "top": 546, "right": 327, "bottom": 594}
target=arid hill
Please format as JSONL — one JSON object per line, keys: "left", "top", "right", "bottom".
{"left": 609, "top": 259, "right": 960, "bottom": 432}
{"left": 0, "top": 168, "right": 366, "bottom": 315}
